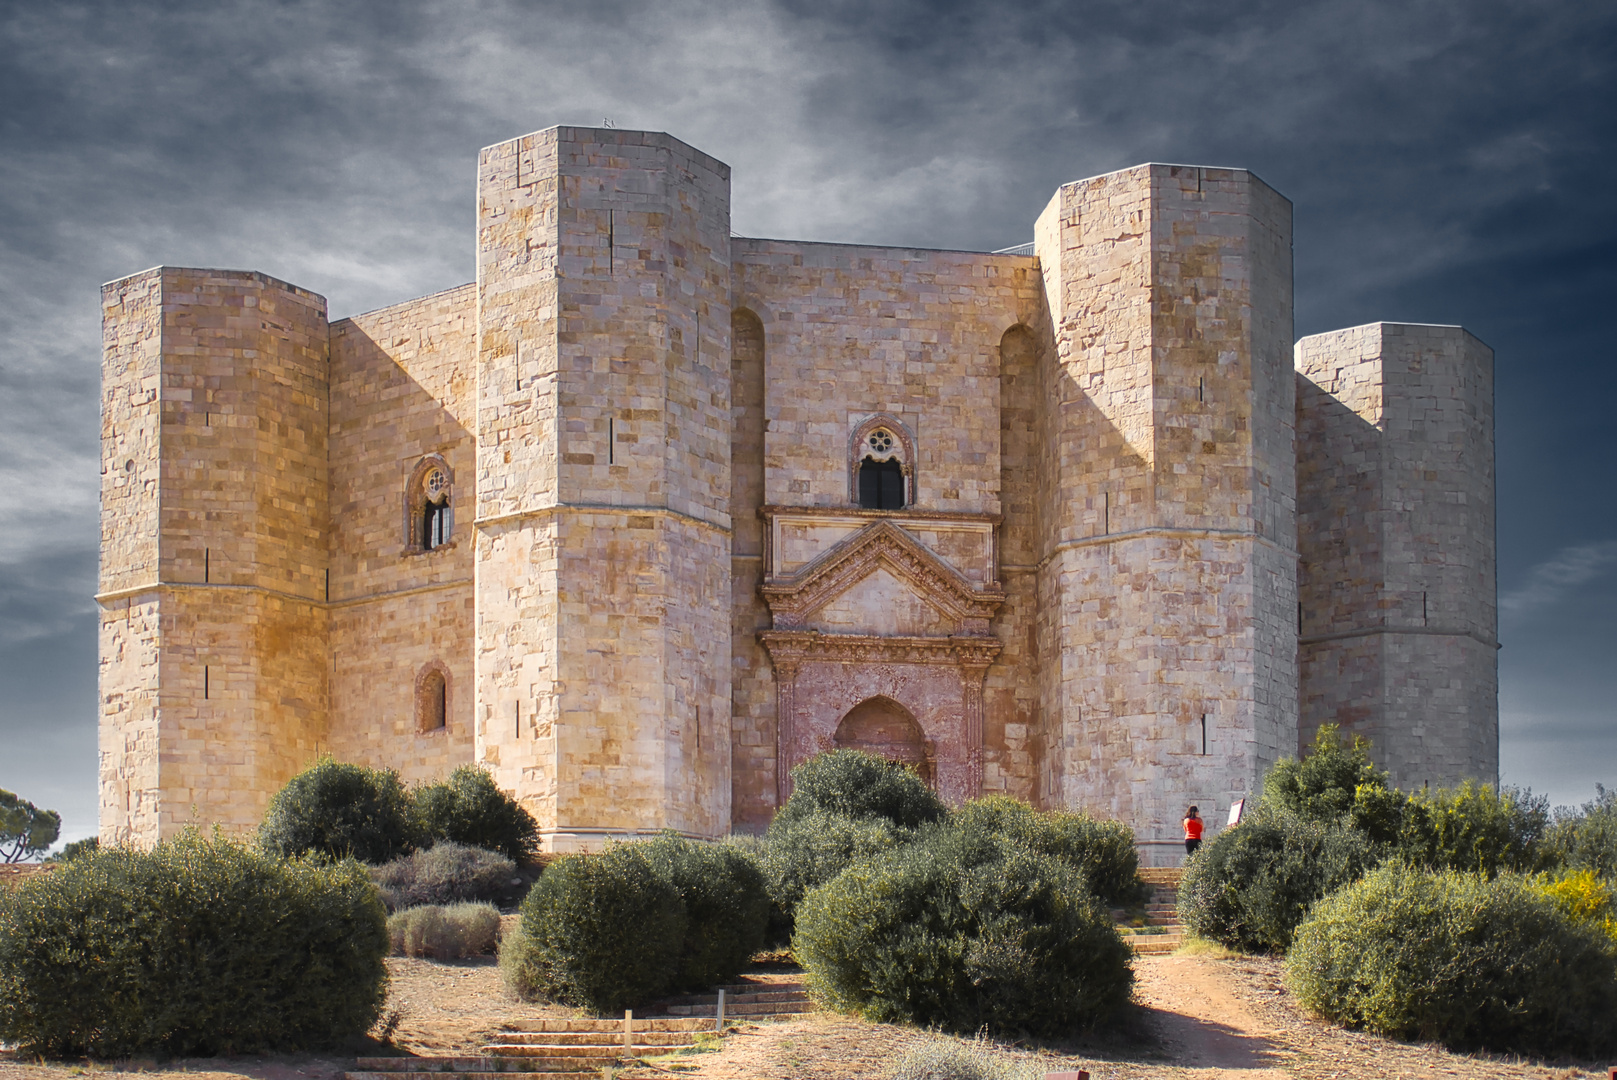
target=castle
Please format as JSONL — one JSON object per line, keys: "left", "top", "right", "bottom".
{"left": 97, "top": 127, "right": 1498, "bottom": 861}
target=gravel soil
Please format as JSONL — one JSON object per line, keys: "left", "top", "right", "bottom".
{"left": 2, "top": 951, "right": 1611, "bottom": 1080}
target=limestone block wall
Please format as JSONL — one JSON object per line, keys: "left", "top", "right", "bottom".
{"left": 98, "top": 268, "right": 330, "bottom": 844}
{"left": 1034, "top": 166, "right": 1297, "bottom": 861}
{"left": 327, "top": 284, "right": 477, "bottom": 780}
{"left": 729, "top": 239, "right": 1045, "bottom": 823}
{"left": 475, "top": 127, "right": 732, "bottom": 849}
{"left": 1296, "top": 323, "right": 1497, "bottom": 788}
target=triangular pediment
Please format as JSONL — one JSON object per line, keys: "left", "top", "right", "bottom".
{"left": 760, "top": 520, "right": 1004, "bottom": 632}
{"left": 806, "top": 565, "right": 954, "bottom": 637}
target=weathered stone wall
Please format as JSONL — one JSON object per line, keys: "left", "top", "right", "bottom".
{"left": 729, "top": 239, "right": 1045, "bottom": 823}
{"left": 1296, "top": 323, "right": 1497, "bottom": 788}
{"left": 475, "top": 128, "right": 733, "bottom": 849}
{"left": 95, "top": 127, "right": 1496, "bottom": 857}
{"left": 98, "top": 268, "right": 330, "bottom": 845}
{"left": 327, "top": 284, "right": 477, "bottom": 781}
{"left": 1035, "top": 166, "right": 1297, "bottom": 862}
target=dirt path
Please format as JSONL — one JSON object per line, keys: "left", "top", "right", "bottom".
{"left": 4, "top": 953, "right": 1610, "bottom": 1080}
{"left": 1132, "top": 955, "right": 1294, "bottom": 1077}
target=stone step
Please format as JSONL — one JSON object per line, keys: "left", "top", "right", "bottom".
{"left": 356, "top": 1059, "right": 552, "bottom": 1072}
{"left": 653, "top": 988, "right": 808, "bottom": 1006}
{"left": 498, "top": 1017, "right": 710, "bottom": 1034}
{"left": 493, "top": 1031, "right": 698, "bottom": 1048}
{"left": 656, "top": 999, "right": 814, "bottom": 1017}
{"left": 349, "top": 1067, "right": 601, "bottom": 1073}
{"left": 485, "top": 1045, "right": 688, "bottom": 1061}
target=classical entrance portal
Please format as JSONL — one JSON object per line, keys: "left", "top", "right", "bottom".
{"left": 835, "top": 696, "right": 934, "bottom": 785}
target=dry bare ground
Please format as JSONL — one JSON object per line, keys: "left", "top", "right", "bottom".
{"left": 2, "top": 952, "right": 1612, "bottom": 1080}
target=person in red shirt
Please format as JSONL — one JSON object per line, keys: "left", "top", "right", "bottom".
{"left": 1183, "top": 805, "right": 1204, "bottom": 857}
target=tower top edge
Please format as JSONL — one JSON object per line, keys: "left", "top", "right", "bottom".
{"left": 100, "top": 266, "right": 328, "bottom": 308}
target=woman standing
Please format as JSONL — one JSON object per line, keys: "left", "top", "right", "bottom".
{"left": 1183, "top": 805, "right": 1204, "bottom": 857}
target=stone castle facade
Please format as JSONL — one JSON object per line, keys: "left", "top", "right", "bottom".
{"left": 97, "top": 127, "right": 1498, "bottom": 860}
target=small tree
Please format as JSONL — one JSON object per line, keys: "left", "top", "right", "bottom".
{"left": 0, "top": 790, "right": 60, "bottom": 864}
{"left": 416, "top": 766, "right": 539, "bottom": 861}
{"left": 1263, "top": 724, "right": 1390, "bottom": 821}
{"left": 259, "top": 758, "right": 418, "bottom": 864}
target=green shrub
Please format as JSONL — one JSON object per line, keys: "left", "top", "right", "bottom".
{"left": 1546, "top": 784, "right": 1617, "bottom": 877}
{"left": 776, "top": 749, "right": 947, "bottom": 830}
{"left": 1177, "top": 809, "right": 1381, "bottom": 953}
{"left": 1286, "top": 862, "right": 1617, "bottom": 1057}
{"left": 416, "top": 767, "right": 539, "bottom": 862}
{"left": 889, "top": 1036, "right": 1044, "bottom": 1080}
{"left": 259, "top": 758, "right": 419, "bottom": 864}
{"left": 641, "top": 834, "right": 770, "bottom": 990}
{"left": 1263, "top": 724, "right": 1390, "bottom": 821}
{"left": 44, "top": 837, "right": 99, "bottom": 864}
{"left": 371, "top": 842, "right": 517, "bottom": 911}
{"left": 952, "top": 795, "right": 1144, "bottom": 907}
{"left": 1534, "top": 868, "right": 1617, "bottom": 946}
{"left": 795, "top": 821, "right": 1133, "bottom": 1037}
{"left": 1397, "top": 781, "right": 1549, "bottom": 875}
{"left": 501, "top": 842, "right": 686, "bottom": 1013}
{"left": 0, "top": 831, "right": 388, "bottom": 1057}
{"left": 761, "top": 810, "right": 906, "bottom": 943}
{"left": 388, "top": 902, "right": 501, "bottom": 959}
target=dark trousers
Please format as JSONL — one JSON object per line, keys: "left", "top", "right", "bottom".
{"left": 1185, "top": 838, "right": 1201, "bottom": 856}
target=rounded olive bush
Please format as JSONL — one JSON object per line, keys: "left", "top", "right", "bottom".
{"left": 794, "top": 822, "right": 1133, "bottom": 1037}
{"left": 1286, "top": 861, "right": 1617, "bottom": 1057}
{"left": 0, "top": 832, "right": 387, "bottom": 1058}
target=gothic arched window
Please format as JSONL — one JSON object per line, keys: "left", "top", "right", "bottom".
{"left": 848, "top": 416, "right": 914, "bottom": 509}
{"left": 406, "top": 457, "right": 454, "bottom": 552}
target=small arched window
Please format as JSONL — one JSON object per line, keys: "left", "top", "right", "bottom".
{"left": 406, "top": 457, "right": 454, "bottom": 552}
{"left": 849, "top": 416, "right": 913, "bottom": 509}
{"left": 416, "top": 664, "right": 448, "bottom": 732}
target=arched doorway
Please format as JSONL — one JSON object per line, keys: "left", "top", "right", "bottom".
{"left": 834, "top": 696, "right": 934, "bottom": 786}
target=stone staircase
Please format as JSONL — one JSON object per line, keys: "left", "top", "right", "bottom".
{"left": 1115, "top": 867, "right": 1184, "bottom": 956}
{"left": 347, "top": 979, "right": 815, "bottom": 1080}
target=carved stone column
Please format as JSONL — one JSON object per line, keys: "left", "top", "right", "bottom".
{"left": 955, "top": 639, "right": 997, "bottom": 798}
{"left": 773, "top": 659, "right": 800, "bottom": 807}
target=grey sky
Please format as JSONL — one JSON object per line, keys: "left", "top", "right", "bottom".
{"left": 2, "top": 0, "right": 1613, "bottom": 843}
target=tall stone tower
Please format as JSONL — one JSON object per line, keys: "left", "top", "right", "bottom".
{"left": 472, "top": 128, "right": 733, "bottom": 849}
{"left": 98, "top": 268, "right": 331, "bottom": 846}
{"left": 1033, "top": 166, "right": 1297, "bottom": 860}
{"left": 1296, "top": 323, "right": 1497, "bottom": 788}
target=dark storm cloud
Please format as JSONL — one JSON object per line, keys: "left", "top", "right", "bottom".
{"left": 2, "top": 0, "right": 1612, "bottom": 838}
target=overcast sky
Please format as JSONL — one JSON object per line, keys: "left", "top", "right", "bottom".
{"left": 2, "top": 0, "right": 1613, "bottom": 846}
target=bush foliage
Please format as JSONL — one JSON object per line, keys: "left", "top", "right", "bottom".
{"left": 1177, "top": 809, "right": 1380, "bottom": 953}
{"left": 259, "top": 758, "right": 418, "bottom": 864}
{"left": 1263, "top": 725, "right": 1389, "bottom": 822}
{"left": 1535, "top": 868, "right": 1617, "bottom": 946}
{"left": 0, "top": 832, "right": 388, "bottom": 1057}
{"left": 1286, "top": 862, "right": 1617, "bottom": 1057}
{"left": 889, "top": 1037, "right": 1044, "bottom": 1080}
{"left": 640, "top": 834, "right": 770, "bottom": 990}
{"left": 502, "top": 842, "right": 686, "bottom": 1013}
{"left": 388, "top": 902, "right": 501, "bottom": 959}
{"left": 1396, "top": 780, "right": 1550, "bottom": 875}
{"left": 775, "top": 749, "right": 947, "bottom": 830}
{"left": 416, "top": 767, "right": 539, "bottom": 862}
{"left": 761, "top": 810, "right": 906, "bottom": 943}
{"left": 794, "top": 819, "right": 1133, "bottom": 1037}
{"left": 371, "top": 842, "right": 516, "bottom": 911}
{"left": 952, "top": 795, "right": 1144, "bottom": 907}
{"left": 1547, "top": 784, "right": 1617, "bottom": 878}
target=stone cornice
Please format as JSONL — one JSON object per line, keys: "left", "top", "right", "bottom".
{"left": 760, "top": 504, "right": 1002, "bottom": 526}
{"left": 759, "top": 630, "right": 1003, "bottom": 668}
{"left": 760, "top": 519, "right": 1005, "bottom": 629}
